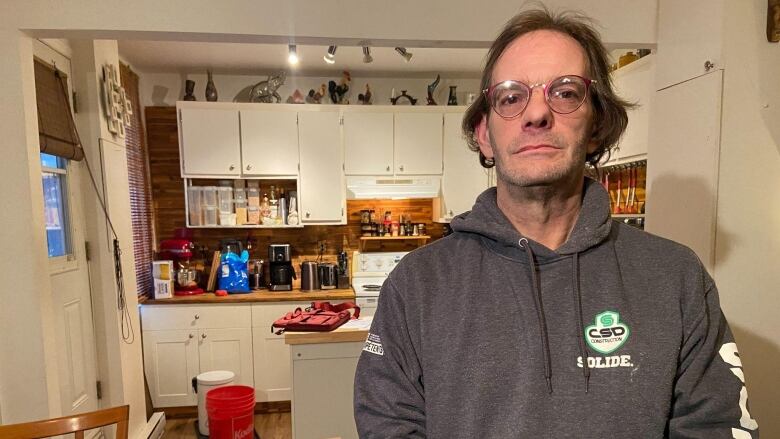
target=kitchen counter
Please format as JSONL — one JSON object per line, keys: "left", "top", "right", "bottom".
{"left": 143, "top": 288, "right": 355, "bottom": 304}
{"left": 284, "top": 324, "right": 369, "bottom": 345}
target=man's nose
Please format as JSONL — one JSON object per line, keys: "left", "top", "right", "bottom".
{"left": 521, "top": 87, "right": 552, "bottom": 131}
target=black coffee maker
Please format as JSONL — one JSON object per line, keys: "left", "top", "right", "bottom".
{"left": 268, "top": 244, "right": 295, "bottom": 291}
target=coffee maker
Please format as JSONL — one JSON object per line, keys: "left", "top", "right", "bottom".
{"left": 268, "top": 244, "right": 295, "bottom": 291}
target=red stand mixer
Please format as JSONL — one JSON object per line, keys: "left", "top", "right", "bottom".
{"left": 159, "top": 238, "right": 204, "bottom": 296}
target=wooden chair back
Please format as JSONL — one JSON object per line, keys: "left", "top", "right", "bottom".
{"left": 0, "top": 405, "right": 129, "bottom": 439}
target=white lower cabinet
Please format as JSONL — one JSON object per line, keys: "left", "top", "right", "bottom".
{"left": 141, "top": 305, "right": 253, "bottom": 408}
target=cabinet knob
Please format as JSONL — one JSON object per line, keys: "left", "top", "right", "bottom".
{"left": 201, "top": 333, "right": 207, "bottom": 339}
{"left": 386, "top": 165, "right": 391, "bottom": 172}
{"left": 305, "top": 212, "right": 311, "bottom": 218}
{"left": 448, "top": 210, "right": 453, "bottom": 216}
{"left": 229, "top": 164, "right": 235, "bottom": 171}
{"left": 246, "top": 164, "right": 252, "bottom": 171}
{"left": 194, "top": 314, "right": 200, "bottom": 320}
{"left": 399, "top": 165, "right": 405, "bottom": 172}
{"left": 188, "top": 333, "right": 194, "bottom": 339}
{"left": 704, "top": 60, "right": 715, "bottom": 71}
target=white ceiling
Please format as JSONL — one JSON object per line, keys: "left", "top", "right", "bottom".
{"left": 119, "top": 41, "right": 490, "bottom": 77}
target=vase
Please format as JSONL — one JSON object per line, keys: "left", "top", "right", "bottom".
{"left": 183, "top": 79, "right": 196, "bottom": 101}
{"left": 447, "top": 85, "right": 458, "bottom": 105}
{"left": 205, "top": 70, "right": 218, "bottom": 102}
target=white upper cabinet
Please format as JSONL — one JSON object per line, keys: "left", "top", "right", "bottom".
{"left": 240, "top": 110, "right": 300, "bottom": 175}
{"left": 611, "top": 55, "right": 656, "bottom": 162}
{"left": 441, "top": 112, "right": 489, "bottom": 219}
{"left": 298, "top": 111, "right": 345, "bottom": 224}
{"left": 656, "top": 0, "right": 724, "bottom": 89}
{"left": 394, "top": 112, "right": 443, "bottom": 175}
{"left": 343, "top": 112, "right": 394, "bottom": 175}
{"left": 180, "top": 107, "right": 241, "bottom": 176}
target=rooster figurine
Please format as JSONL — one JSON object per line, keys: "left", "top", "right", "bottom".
{"left": 358, "top": 84, "right": 373, "bottom": 105}
{"left": 328, "top": 71, "right": 351, "bottom": 104}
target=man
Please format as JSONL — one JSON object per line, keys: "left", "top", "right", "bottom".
{"left": 353, "top": 7, "right": 759, "bottom": 439}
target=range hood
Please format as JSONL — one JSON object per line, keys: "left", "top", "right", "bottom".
{"left": 346, "top": 176, "right": 441, "bottom": 199}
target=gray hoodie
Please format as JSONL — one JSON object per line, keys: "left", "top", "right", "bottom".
{"left": 354, "top": 178, "right": 758, "bottom": 438}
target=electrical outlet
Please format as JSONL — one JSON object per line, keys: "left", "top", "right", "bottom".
{"left": 318, "top": 241, "right": 327, "bottom": 253}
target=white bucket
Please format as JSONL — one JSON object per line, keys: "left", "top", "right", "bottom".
{"left": 193, "top": 370, "right": 235, "bottom": 436}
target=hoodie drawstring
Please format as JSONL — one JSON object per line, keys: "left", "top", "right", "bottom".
{"left": 519, "top": 238, "right": 553, "bottom": 394}
{"left": 571, "top": 252, "right": 591, "bottom": 392}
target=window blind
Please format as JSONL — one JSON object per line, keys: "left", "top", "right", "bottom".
{"left": 34, "top": 58, "right": 84, "bottom": 161}
{"left": 119, "top": 63, "right": 155, "bottom": 298}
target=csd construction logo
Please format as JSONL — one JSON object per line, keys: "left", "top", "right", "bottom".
{"left": 585, "top": 311, "right": 630, "bottom": 355}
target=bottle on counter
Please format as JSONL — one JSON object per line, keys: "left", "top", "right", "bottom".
{"left": 260, "top": 193, "right": 271, "bottom": 224}
{"left": 278, "top": 188, "right": 288, "bottom": 225}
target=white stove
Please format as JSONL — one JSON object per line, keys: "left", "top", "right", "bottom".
{"left": 351, "top": 251, "right": 408, "bottom": 316}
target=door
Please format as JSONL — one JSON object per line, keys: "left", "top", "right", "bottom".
{"left": 344, "top": 112, "right": 394, "bottom": 175}
{"left": 645, "top": 71, "right": 723, "bottom": 271}
{"left": 35, "top": 39, "right": 101, "bottom": 422}
{"left": 299, "top": 111, "right": 345, "bottom": 224}
{"left": 179, "top": 107, "right": 241, "bottom": 176}
{"left": 240, "top": 109, "right": 299, "bottom": 175}
{"left": 198, "top": 328, "right": 254, "bottom": 388}
{"left": 612, "top": 55, "right": 655, "bottom": 161}
{"left": 442, "top": 112, "right": 489, "bottom": 218}
{"left": 394, "top": 112, "right": 443, "bottom": 175}
{"left": 142, "top": 330, "right": 200, "bottom": 407}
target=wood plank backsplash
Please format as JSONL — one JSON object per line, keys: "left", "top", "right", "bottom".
{"left": 144, "top": 106, "right": 446, "bottom": 269}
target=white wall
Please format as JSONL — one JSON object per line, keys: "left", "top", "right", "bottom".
{"left": 137, "top": 71, "right": 480, "bottom": 109}
{"left": 717, "top": 0, "right": 780, "bottom": 434}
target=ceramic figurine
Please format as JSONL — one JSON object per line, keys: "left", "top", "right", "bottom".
{"left": 306, "top": 84, "right": 327, "bottom": 104}
{"left": 358, "top": 84, "right": 373, "bottom": 105}
{"left": 183, "top": 79, "right": 196, "bottom": 101}
{"left": 287, "top": 89, "right": 305, "bottom": 104}
{"left": 391, "top": 90, "right": 417, "bottom": 105}
{"left": 426, "top": 74, "right": 441, "bottom": 105}
{"left": 328, "top": 70, "right": 351, "bottom": 104}
{"left": 205, "top": 70, "right": 218, "bottom": 102}
{"left": 447, "top": 85, "right": 458, "bottom": 105}
{"left": 249, "top": 71, "right": 286, "bottom": 103}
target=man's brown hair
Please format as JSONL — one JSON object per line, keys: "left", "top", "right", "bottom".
{"left": 462, "top": 7, "right": 634, "bottom": 167}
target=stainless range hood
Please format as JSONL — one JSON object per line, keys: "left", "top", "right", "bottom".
{"left": 346, "top": 176, "right": 441, "bottom": 199}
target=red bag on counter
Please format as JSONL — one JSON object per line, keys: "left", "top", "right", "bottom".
{"left": 271, "top": 301, "right": 361, "bottom": 335}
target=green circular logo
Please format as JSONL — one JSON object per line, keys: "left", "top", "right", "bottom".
{"left": 601, "top": 314, "right": 614, "bottom": 326}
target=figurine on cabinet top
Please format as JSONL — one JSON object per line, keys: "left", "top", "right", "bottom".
{"left": 249, "top": 71, "right": 286, "bottom": 103}
{"left": 426, "top": 74, "right": 441, "bottom": 105}
{"left": 358, "top": 84, "right": 373, "bottom": 105}
{"left": 328, "top": 70, "right": 351, "bottom": 104}
{"left": 306, "top": 84, "right": 327, "bottom": 104}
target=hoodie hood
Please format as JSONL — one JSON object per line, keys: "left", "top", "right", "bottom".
{"left": 450, "top": 177, "right": 612, "bottom": 257}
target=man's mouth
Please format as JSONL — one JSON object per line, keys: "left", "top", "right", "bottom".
{"left": 515, "top": 144, "right": 558, "bottom": 154}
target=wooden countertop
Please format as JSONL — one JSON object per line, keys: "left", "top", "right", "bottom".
{"left": 143, "top": 288, "right": 355, "bottom": 304}
{"left": 284, "top": 325, "right": 369, "bottom": 345}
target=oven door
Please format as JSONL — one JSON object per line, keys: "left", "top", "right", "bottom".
{"left": 355, "top": 296, "right": 379, "bottom": 317}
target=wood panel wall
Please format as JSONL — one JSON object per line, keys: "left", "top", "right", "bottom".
{"left": 144, "top": 106, "right": 445, "bottom": 280}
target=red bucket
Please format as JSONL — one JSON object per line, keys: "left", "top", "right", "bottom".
{"left": 206, "top": 385, "right": 256, "bottom": 439}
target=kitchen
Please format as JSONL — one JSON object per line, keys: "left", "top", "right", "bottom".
{"left": 1, "top": 1, "right": 779, "bottom": 439}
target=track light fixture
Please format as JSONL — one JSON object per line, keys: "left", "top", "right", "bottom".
{"left": 362, "top": 46, "right": 373, "bottom": 63}
{"left": 395, "top": 47, "right": 413, "bottom": 62}
{"left": 324, "top": 45, "right": 337, "bottom": 64}
{"left": 288, "top": 44, "right": 299, "bottom": 65}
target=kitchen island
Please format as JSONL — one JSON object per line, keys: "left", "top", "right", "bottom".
{"left": 285, "top": 320, "right": 370, "bottom": 439}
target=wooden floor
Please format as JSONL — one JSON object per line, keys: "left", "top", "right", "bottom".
{"left": 163, "top": 413, "right": 292, "bottom": 439}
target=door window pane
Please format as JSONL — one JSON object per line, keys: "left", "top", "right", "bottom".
{"left": 40, "top": 153, "right": 71, "bottom": 258}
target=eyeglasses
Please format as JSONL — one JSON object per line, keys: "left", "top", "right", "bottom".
{"left": 483, "top": 75, "right": 597, "bottom": 119}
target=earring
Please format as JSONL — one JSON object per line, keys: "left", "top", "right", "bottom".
{"left": 485, "top": 157, "right": 495, "bottom": 166}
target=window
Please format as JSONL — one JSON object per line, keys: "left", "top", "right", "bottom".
{"left": 41, "top": 153, "right": 73, "bottom": 259}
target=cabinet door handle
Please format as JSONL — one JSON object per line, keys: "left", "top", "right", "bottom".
{"left": 188, "top": 333, "right": 194, "bottom": 339}
{"left": 194, "top": 314, "right": 200, "bottom": 320}
{"left": 201, "top": 333, "right": 207, "bottom": 339}
{"left": 386, "top": 165, "right": 391, "bottom": 172}
{"left": 704, "top": 60, "right": 715, "bottom": 71}
{"left": 399, "top": 165, "right": 405, "bottom": 172}
{"left": 246, "top": 164, "right": 252, "bottom": 171}
{"left": 229, "top": 164, "right": 235, "bottom": 171}
{"left": 305, "top": 212, "right": 311, "bottom": 218}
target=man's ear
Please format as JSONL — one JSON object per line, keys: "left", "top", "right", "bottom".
{"left": 475, "top": 115, "right": 493, "bottom": 160}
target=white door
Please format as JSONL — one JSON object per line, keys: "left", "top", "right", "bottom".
{"left": 240, "top": 110, "right": 299, "bottom": 175}
{"left": 252, "top": 327, "right": 293, "bottom": 402}
{"left": 344, "top": 112, "right": 394, "bottom": 175}
{"left": 299, "top": 111, "right": 344, "bottom": 224}
{"left": 142, "top": 330, "right": 200, "bottom": 407}
{"left": 442, "top": 112, "right": 489, "bottom": 219}
{"left": 645, "top": 71, "right": 723, "bottom": 271}
{"left": 35, "top": 40, "right": 101, "bottom": 422}
{"left": 179, "top": 107, "right": 241, "bottom": 176}
{"left": 612, "top": 55, "right": 655, "bottom": 161}
{"left": 394, "top": 112, "right": 443, "bottom": 175}
{"left": 198, "top": 328, "right": 254, "bottom": 388}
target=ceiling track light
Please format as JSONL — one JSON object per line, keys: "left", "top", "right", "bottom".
{"left": 288, "top": 44, "right": 299, "bottom": 65}
{"left": 362, "top": 46, "right": 373, "bottom": 64}
{"left": 395, "top": 47, "right": 413, "bottom": 62}
{"left": 324, "top": 45, "right": 337, "bottom": 64}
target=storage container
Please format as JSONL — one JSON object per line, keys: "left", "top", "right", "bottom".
{"left": 202, "top": 186, "right": 218, "bottom": 207}
{"left": 187, "top": 186, "right": 203, "bottom": 226}
{"left": 217, "top": 187, "right": 234, "bottom": 213}
{"left": 203, "top": 206, "right": 218, "bottom": 226}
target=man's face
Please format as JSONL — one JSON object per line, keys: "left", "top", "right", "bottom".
{"left": 476, "top": 30, "right": 597, "bottom": 188}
